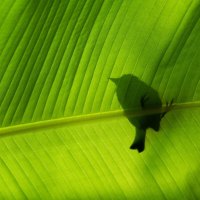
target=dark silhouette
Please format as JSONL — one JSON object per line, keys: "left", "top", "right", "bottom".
{"left": 110, "top": 74, "right": 173, "bottom": 152}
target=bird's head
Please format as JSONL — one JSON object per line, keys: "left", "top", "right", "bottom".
{"left": 109, "top": 74, "right": 137, "bottom": 85}
{"left": 109, "top": 77, "right": 119, "bottom": 85}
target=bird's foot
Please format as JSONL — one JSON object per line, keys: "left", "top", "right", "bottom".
{"left": 161, "top": 99, "right": 174, "bottom": 118}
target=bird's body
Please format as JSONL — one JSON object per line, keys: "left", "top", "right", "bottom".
{"left": 110, "top": 74, "right": 172, "bottom": 152}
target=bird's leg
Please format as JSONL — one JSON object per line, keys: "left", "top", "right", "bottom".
{"left": 161, "top": 99, "right": 174, "bottom": 118}
{"left": 140, "top": 94, "right": 149, "bottom": 108}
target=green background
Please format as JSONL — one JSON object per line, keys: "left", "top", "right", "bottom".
{"left": 0, "top": 0, "right": 200, "bottom": 199}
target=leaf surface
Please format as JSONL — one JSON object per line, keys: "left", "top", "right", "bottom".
{"left": 0, "top": 0, "right": 200, "bottom": 199}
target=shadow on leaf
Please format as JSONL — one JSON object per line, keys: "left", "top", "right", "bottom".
{"left": 110, "top": 74, "right": 173, "bottom": 152}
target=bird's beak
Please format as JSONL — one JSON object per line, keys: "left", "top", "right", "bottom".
{"left": 109, "top": 78, "right": 118, "bottom": 84}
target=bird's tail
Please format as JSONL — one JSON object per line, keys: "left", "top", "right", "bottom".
{"left": 130, "top": 128, "right": 146, "bottom": 153}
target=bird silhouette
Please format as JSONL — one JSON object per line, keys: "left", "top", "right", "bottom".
{"left": 110, "top": 74, "right": 173, "bottom": 152}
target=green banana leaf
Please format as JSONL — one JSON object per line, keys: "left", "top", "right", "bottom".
{"left": 0, "top": 0, "right": 200, "bottom": 199}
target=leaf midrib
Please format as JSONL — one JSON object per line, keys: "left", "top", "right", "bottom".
{"left": 0, "top": 101, "right": 199, "bottom": 136}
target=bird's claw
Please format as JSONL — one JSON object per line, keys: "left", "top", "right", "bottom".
{"left": 166, "top": 99, "right": 174, "bottom": 111}
{"left": 161, "top": 99, "right": 174, "bottom": 118}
